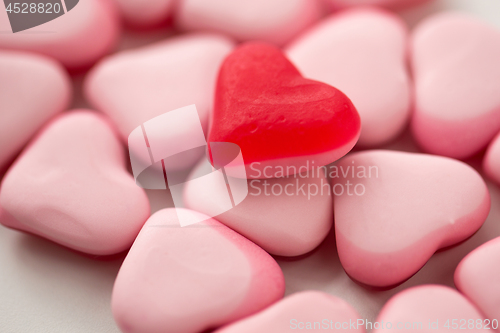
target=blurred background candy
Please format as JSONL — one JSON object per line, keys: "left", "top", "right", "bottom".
{"left": 85, "top": 34, "right": 234, "bottom": 172}
{"left": 114, "top": 0, "right": 175, "bottom": 29}
{"left": 0, "top": 0, "right": 120, "bottom": 70}
{"left": 411, "top": 13, "right": 500, "bottom": 159}
{"left": 175, "top": 0, "right": 324, "bottom": 46}
{"left": 287, "top": 8, "right": 411, "bottom": 147}
{"left": 0, "top": 50, "right": 71, "bottom": 172}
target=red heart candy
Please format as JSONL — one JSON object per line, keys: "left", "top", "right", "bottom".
{"left": 209, "top": 42, "right": 361, "bottom": 178}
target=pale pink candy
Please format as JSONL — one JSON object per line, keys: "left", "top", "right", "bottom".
{"left": 175, "top": 0, "right": 323, "bottom": 46}
{"left": 0, "top": 0, "right": 120, "bottom": 69}
{"left": 85, "top": 34, "right": 234, "bottom": 171}
{"left": 324, "top": 0, "right": 431, "bottom": 10}
{"left": 114, "top": 0, "right": 175, "bottom": 28}
{"left": 215, "top": 291, "right": 364, "bottom": 333}
{"left": 183, "top": 159, "right": 333, "bottom": 256}
{"left": 0, "top": 111, "right": 150, "bottom": 256}
{"left": 483, "top": 132, "right": 500, "bottom": 184}
{"left": 0, "top": 205, "right": 17, "bottom": 227}
{"left": 286, "top": 8, "right": 411, "bottom": 147}
{"left": 112, "top": 208, "right": 285, "bottom": 333}
{"left": 411, "top": 13, "right": 500, "bottom": 159}
{"left": 455, "top": 237, "right": 500, "bottom": 322}
{"left": 333, "top": 150, "right": 490, "bottom": 287}
{"left": 0, "top": 51, "right": 70, "bottom": 171}
{"left": 375, "top": 285, "right": 485, "bottom": 333}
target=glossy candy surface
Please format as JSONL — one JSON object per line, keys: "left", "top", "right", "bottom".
{"left": 209, "top": 42, "right": 361, "bottom": 178}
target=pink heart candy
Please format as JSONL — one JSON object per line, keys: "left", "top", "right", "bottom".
{"left": 183, "top": 159, "right": 333, "bottom": 256}
{"left": 215, "top": 291, "right": 364, "bottom": 333}
{"left": 0, "top": 111, "right": 150, "bottom": 255}
{"left": 333, "top": 150, "right": 490, "bottom": 287}
{"left": 85, "top": 34, "right": 234, "bottom": 171}
{"left": 324, "top": 0, "right": 431, "bottom": 10}
{"left": 0, "top": 0, "right": 120, "bottom": 70}
{"left": 411, "top": 13, "right": 500, "bottom": 159}
{"left": 455, "top": 237, "right": 500, "bottom": 322}
{"left": 286, "top": 8, "right": 411, "bottom": 147}
{"left": 374, "top": 285, "right": 486, "bottom": 333}
{"left": 483, "top": 132, "right": 500, "bottom": 185}
{"left": 112, "top": 208, "right": 285, "bottom": 333}
{"left": 175, "top": 0, "right": 323, "bottom": 46}
{"left": 114, "top": 0, "right": 175, "bottom": 28}
{"left": 0, "top": 50, "right": 70, "bottom": 171}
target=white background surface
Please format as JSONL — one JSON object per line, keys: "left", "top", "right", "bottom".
{"left": 2, "top": 0, "right": 500, "bottom": 332}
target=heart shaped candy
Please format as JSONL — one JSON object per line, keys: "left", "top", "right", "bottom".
{"left": 0, "top": 111, "right": 150, "bottom": 255}
{"left": 324, "top": 0, "right": 431, "bottom": 10}
{"left": 483, "top": 132, "right": 500, "bottom": 185}
{"left": 112, "top": 208, "right": 285, "bottom": 333}
{"left": 175, "top": 0, "right": 323, "bottom": 46}
{"left": 374, "top": 285, "right": 486, "bottom": 333}
{"left": 183, "top": 158, "right": 333, "bottom": 256}
{"left": 411, "top": 13, "right": 500, "bottom": 159}
{"left": 286, "top": 8, "right": 411, "bottom": 147}
{"left": 215, "top": 291, "right": 364, "bottom": 333}
{"left": 0, "top": 50, "right": 70, "bottom": 171}
{"left": 333, "top": 150, "right": 490, "bottom": 287}
{"left": 0, "top": 0, "right": 120, "bottom": 69}
{"left": 85, "top": 34, "right": 234, "bottom": 171}
{"left": 209, "top": 42, "right": 361, "bottom": 178}
{"left": 455, "top": 237, "right": 500, "bottom": 322}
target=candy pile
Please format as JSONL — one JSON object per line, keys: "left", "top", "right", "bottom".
{"left": 1, "top": 0, "right": 500, "bottom": 332}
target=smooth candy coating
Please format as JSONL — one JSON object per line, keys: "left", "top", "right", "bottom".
{"left": 287, "top": 8, "right": 411, "bottom": 147}
{"left": 112, "top": 208, "right": 285, "bottom": 333}
{"left": 114, "top": 0, "right": 175, "bottom": 28}
{"left": 209, "top": 42, "right": 361, "bottom": 179}
{"left": 183, "top": 159, "right": 333, "bottom": 256}
{"left": 411, "top": 13, "right": 500, "bottom": 159}
{"left": 0, "top": 0, "right": 120, "bottom": 69}
{"left": 175, "top": 0, "right": 323, "bottom": 46}
{"left": 0, "top": 205, "right": 17, "bottom": 227}
{"left": 455, "top": 237, "right": 500, "bottom": 321}
{"left": 215, "top": 291, "right": 364, "bottom": 333}
{"left": 483, "top": 132, "right": 500, "bottom": 184}
{"left": 334, "top": 150, "right": 490, "bottom": 287}
{"left": 0, "top": 111, "right": 150, "bottom": 255}
{"left": 375, "top": 285, "right": 485, "bottom": 333}
{"left": 324, "top": 0, "right": 431, "bottom": 10}
{"left": 85, "top": 34, "right": 234, "bottom": 171}
{"left": 0, "top": 51, "right": 70, "bottom": 171}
